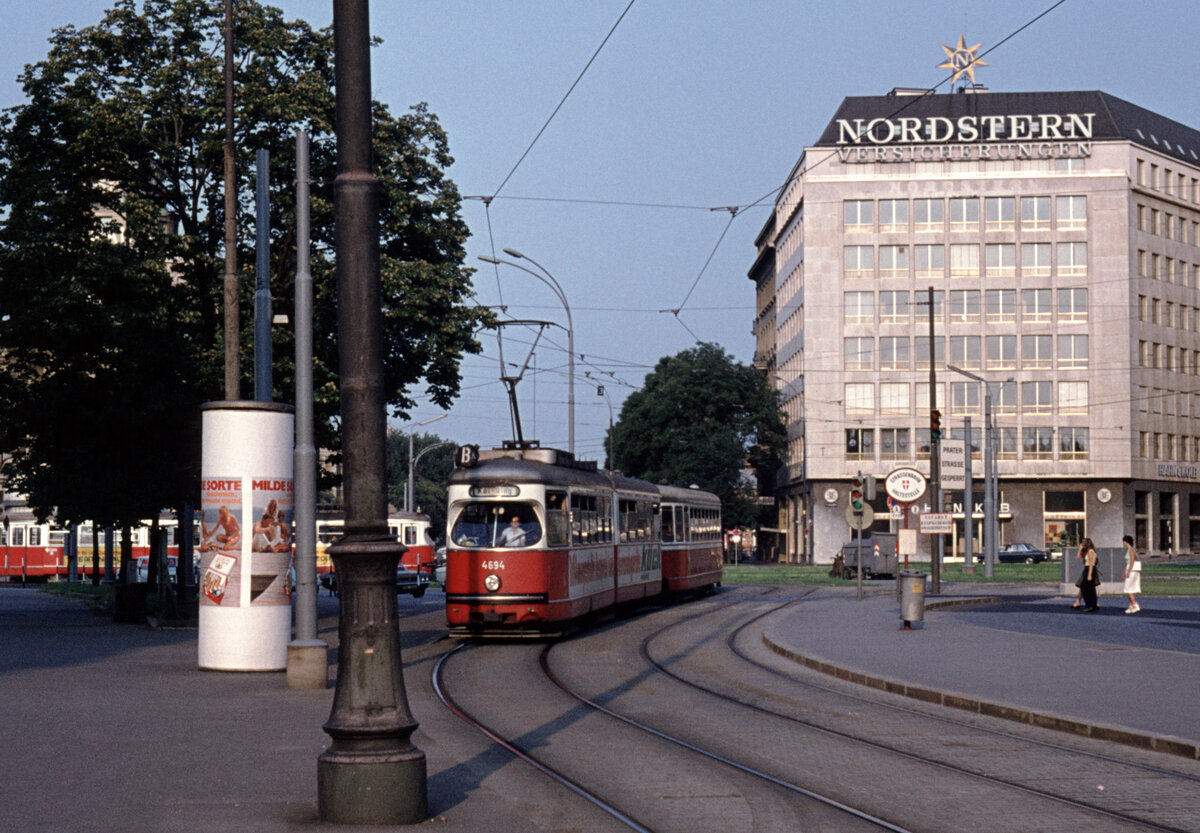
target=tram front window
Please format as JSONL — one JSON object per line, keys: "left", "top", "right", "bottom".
{"left": 451, "top": 503, "right": 542, "bottom": 548}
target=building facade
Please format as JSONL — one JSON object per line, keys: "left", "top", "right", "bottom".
{"left": 753, "top": 89, "right": 1200, "bottom": 563}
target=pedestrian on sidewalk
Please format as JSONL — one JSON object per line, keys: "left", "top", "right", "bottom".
{"left": 1122, "top": 534, "right": 1142, "bottom": 614}
{"left": 1078, "top": 537, "right": 1100, "bottom": 612}
{"left": 1071, "top": 544, "right": 1085, "bottom": 609}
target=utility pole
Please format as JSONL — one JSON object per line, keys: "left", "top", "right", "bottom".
{"left": 222, "top": 0, "right": 239, "bottom": 400}
{"left": 927, "top": 286, "right": 942, "bottom": 595}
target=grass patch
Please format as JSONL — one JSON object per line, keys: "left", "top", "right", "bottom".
{"left": 41, "top": 581, "right": 115, "bottom": 609}
{"left": 722, "top": 561, "right": 1200, "bottom": 596}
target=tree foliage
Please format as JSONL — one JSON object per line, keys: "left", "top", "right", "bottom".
{"left": 610, "top": 343, "right": 784, "bottom": 530}
{"left": 0, "top": 0, "right": 487, "bottom": 525}
{"left": 383, "top": 429, "right": 454, "bottom": 538}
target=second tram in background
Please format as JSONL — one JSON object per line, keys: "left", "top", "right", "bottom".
{"left": 444, "top": 444, "right": 721, "bottom": 636}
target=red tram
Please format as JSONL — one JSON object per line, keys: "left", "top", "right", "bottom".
{"left": 444, "top": 445, "right": 721, "bottom": 636}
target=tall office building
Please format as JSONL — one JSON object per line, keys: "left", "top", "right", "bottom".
{"left": 751, "top": 88, "right": 1200, "bottom": 563}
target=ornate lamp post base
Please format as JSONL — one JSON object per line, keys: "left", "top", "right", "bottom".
{"left": 317, "top": 538, "right": 427, "bottom": 824}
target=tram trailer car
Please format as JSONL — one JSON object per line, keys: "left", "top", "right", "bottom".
{"left": 444, "top": 445, "right": 721, "bottom": 636}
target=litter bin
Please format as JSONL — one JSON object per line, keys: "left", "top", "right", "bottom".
{"left": 898, "top": 570, "right": 927, "bottom": 629}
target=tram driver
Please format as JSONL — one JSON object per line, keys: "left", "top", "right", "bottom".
{"left": 499, "top": 516, "right": 527, "bottom": 547}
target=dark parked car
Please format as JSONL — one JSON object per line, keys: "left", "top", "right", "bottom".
{"left": 318, "top": 568, "right": 430, "bottom": 598}
{"left": 977, "top": 542, "right": 1050, "bottom": 564}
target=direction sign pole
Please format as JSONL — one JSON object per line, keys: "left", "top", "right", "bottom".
{"left": 856, "top": 512, "right": 863, "bottom": 601}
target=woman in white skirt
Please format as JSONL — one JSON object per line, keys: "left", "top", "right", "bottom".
{"left": 1122, "top": 534, "right": 1141, "bottom": 614}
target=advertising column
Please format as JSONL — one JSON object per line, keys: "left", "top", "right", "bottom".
{"left": 198, "top": 401, "right": 295, "bottom": 671}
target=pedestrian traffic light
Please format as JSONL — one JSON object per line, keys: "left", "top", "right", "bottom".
{"left": 850, "top": 475, "right": 864, "bottom": 512}
{"left": 930, "top": 409, "right": 942, "bottom": 441}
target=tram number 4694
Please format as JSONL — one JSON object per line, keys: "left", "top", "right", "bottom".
{"left": 481, "top": 560, "right": 505, "bottom": 570}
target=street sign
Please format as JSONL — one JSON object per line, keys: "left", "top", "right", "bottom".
{"left": 939, "top": 439, "right": 966, "bottom": 489}
{"left": 885, "top": 467, "right": 927, "bottom": 503}
{"left": 919, "top": 512, "right": 954, "bottom": 534}
{"left": 844, "top": 503, "right": 875, "bottom": 527}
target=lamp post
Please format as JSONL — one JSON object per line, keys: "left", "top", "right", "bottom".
{"left": 596, "top": 384, "right": 614, "bottom": 471}
{"left": 318, "top": 0, "right": 426, "bottom": 823}
{"left": 406, "top": 415, "right": 448, "bottom": 513}
{"left": 480, "top": 251, "right": 575, "bottom": 454}
{"left": 946, "top": 364, "right": 1006, "bottom": 577}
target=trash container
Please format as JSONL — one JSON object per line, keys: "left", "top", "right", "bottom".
{"left": 898, "top": 570, "right": 927, "bottom": 628}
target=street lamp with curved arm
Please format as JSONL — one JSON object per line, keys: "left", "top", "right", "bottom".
{"left": 409, "top": 440, "right": 454, "bottom": 513}
{"left": 479, "top": 252, "right": 575, "bottom": 454}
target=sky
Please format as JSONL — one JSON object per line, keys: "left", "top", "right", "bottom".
{"left": 5, "top": 0, "right": 1200, "bottom": 463}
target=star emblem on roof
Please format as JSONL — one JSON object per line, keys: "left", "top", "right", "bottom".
{"left": 938, "top": 35, "right": 987, "bottom": 85}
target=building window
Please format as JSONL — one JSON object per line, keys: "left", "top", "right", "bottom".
{"left": 998, "top": 427, "right": 1018, "bottom": 459}
{"left": 844, "top": 336, "right": 874, "bottom": 370}
{"left": 1057, "top": 242, "right": 1087, "bottom": 276}
{"left": 949, "top": 335, "right": 981, "bottom": 369}
{"left": 950, "top": 381, "right": 981, "bottom": 414}
{"left": 880, "top": 428, "right": 909, "bottom": 460}
{"left": 985, "top": 197, "right": 1014, "bottom": 231}
{"left": 844, "top": 199, "right": 873, "bottom": 233}
{"left": 915, "top": 336, "right": 944, "bottom": 370}
{"left": 986, "top": 335, "right": 1017, "bottom": 370}
{"left": 1021, "top": 242, "right": 1052, "bottom": 277}
{"left": 985, "top": 243, "right": 1016, "bottom": 277}
{"left": 1022, "top": 334, "right": 1053, "bottom": 369}
{"left": 879, "top": 290, "right": 909, "bottom": 323}
{"left": 1058, "top": 288, "right": 1088, "bottom": 322}
{"left": 915, "top": 382, "right": 945, "bottom": 413}
{"left": 949, "top": 197, "right": 980, "bottom": 232}
{"left": 844, "top": 382, "right": 874, "bottom": 416}
{"left": 914, "top": 244, "right": 944, "bottom": 279}
{"left": 844, "top": 245, "right": 874, "bottom": 279}
{"left": 948, "top": 289, "right": 981, "bottom": 323}
{"left": 846, "top": 427, "right": 873, "bottom": 460}
{"left": 1023, "top": 380, "right": 1053, "bottom": 413}
{"left": 1056, "top": 195, "right": 1087, "bottom": 230}
{"left": 1058, "top": 381, "right": 1088, "bottom": 415}
{"left": 879, "top": 199, "right": 908, "bottom": 233}
{"left": 1137, "top": 204, "right": 1148, "bottom": 231}
{"left": 917, "top": 428, "right": 934, "bottom": 458}
{"left": 1058, "top": 334, "right": 1088, "bottom": 368}
{"left": 1020, "top": 195, "right": 1051, "bottom": 230}
{"left": 995, "top": 380, "right": 1017, "bottom": 414}
{"left": 879, "top": 245, "right": 909, "bottom": 279}
{"left": 844, "top": 291, "right": 874, "bottom": 324}
{"left": 949, "top": 243, "right": 980, "bottom": 278}
{"left": 1023, "top": 427, "right": 1054, "bottom": 459}
{"left": 880, "top": 382, "right": 909, "bottom": 415}
{"left": 914, "top": 198, "right": 944, "bottom": 233}
{"left": 1055, "top": 158, "right": 1085, "bottom": 173}
{"left": 1059, "top": 427, "right": 1089, "bottom": 460}
{"left": 878, "top": 336, "right": 910, "bottom": 370}
{"left": 986, "top": 289, "right": 1016, "bottom": 322}
{"left": 1022, "top": 288, "right": 1052, "bottom": 323}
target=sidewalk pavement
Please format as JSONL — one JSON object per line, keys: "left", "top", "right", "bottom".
{"left": 761, "top": 581, "right": 1200, "bottom": 759}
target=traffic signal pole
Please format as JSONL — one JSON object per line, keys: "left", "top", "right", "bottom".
{"left": 927, "top": 286, "right": 941, "bottom": 595}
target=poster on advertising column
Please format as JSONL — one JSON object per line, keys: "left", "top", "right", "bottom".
{"left": 249, "top": 478, "right": 293, "bottom": 605}
{"left": 199, "top": 477, "right": 243, "bottom": 606}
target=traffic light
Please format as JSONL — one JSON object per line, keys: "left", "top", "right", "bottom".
{"left": 850, "top": 475, "right": 864, "bottom": 512}
{"left": 930, "top": 409, "right": 942, "bottom": 441}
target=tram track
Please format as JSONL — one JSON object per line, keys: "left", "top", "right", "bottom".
{"left": 625, "top": 590, "right": 1200, "bottom": 833}
{"left": 432, "top": 588, "right": 1200, "bottom": 831}
{"left": 433, "top": 631, "right": 917, "bottom": 833}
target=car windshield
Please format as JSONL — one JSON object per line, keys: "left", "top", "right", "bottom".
{"left": 451, "top": 502, "right": 542, "bottom": 549}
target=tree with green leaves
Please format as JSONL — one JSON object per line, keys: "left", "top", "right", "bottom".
{"left": 384, "top": 429, "right": 454, "bottom": 539}
{"left": 0, "top": 0, "right": 487, "bottom": 527}
{"left": 610, "top": 343, "right": 784, "bottom": 530}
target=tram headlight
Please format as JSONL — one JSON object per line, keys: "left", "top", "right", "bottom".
{"left": 484, "top": 573, "right": 501, "bottom": 592}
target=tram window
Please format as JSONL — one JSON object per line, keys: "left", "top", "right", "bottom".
{"left": 30, "top": 527, "right": 42, "bottom": 546}
{"left": 403, "top": 526, "right": 417, "bottom": 546}
{"left": 546, "top": 492, "right": 569, "bottom": 547}
{"left": 451, "top": 502, "right": 541, "bottom": 548}
{"left": 11, "top": 527, "right": 23, "bottom": 546}
{"left": 571, "top": 494, "right": 603, "bottom": 545}
{"left": 662, "top": 507, "right": 675, "bottom": 542}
